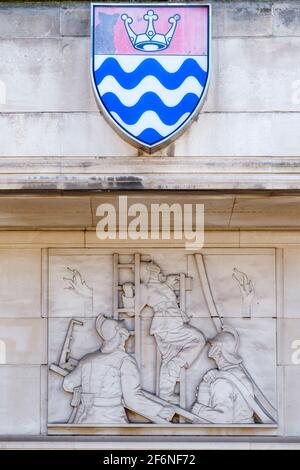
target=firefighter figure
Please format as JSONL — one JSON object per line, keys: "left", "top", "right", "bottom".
{"left": 63, "top": 315, "right": 174, "bottom": 424}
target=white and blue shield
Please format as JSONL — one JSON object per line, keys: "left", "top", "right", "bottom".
{"left": 91, "top": 3, "right": 211, "bottom": 152}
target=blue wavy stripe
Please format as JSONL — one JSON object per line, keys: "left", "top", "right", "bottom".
{"left": 102, "top": 92, "right": 199, "bottom": 125}
{"left": 95, "top": 57, "right": 207, "bottom": 89}
{"left": 137, "top": 128, "right": 164, "bottom": 145}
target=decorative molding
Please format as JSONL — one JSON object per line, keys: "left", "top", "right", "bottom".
{"left": 1, "top": 157, "right": 300, "bottom": 190}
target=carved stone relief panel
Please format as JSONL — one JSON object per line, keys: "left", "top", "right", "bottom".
{"left": 48, "top": 248, "right": 278, "bottom": 434}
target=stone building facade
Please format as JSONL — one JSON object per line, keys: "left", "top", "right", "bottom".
{"left": 0, "top": 0, "right": 300, "bottom": 449}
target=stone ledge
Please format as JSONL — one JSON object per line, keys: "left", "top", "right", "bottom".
{"left": 47, "top": 423, "right": 277, "bottom": 437}
{"left": 0, "top": 157, "right": 300, "bottom": 190}
{"left": 1, "top": 437, "right": 300, "bottom": 450}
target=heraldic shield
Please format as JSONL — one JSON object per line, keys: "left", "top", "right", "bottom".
{"left": 91, "top": 3, "right": 211, "bottom": 152}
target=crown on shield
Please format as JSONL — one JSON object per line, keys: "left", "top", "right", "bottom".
{"left": 121, "top": 10, "right": 181, "bottom": 52}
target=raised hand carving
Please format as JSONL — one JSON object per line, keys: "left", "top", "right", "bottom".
{"left": 232, "top": 267, "right": 255, "bottom": 318}
{"left": 63, "top": 267, "right": 93, "bottom": 300}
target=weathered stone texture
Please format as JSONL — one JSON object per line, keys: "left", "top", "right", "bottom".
{"left": 1, "top": 111, "right": 300, "bottom": 158}
{"left": 213, "top": 2, "right": 272, "bottom": 37}
{"left": 206, "top": 37, "right": 300, "bottom": 112}
{"left": 0, "top": 5, "right": 60, "bottom": 38}
{"left": 60, "top": 5, "right": 90, "bottom": 36}
{"left": 283, "top": 365, "right": 300, "bottom": 435}
{"left": 0, "top": 365, "right": 41, "bottom": 434}
{"left": 0, "top": 319, "right": 47, "bottom": 364}
{"left": 273, "top": 2, "right": 300, "bottom": 36}
{"left": 0, "top": 249, "right": 41, "bottom": 318}
{"left": 0, "top": 37, "right": 97, "bottom": 113}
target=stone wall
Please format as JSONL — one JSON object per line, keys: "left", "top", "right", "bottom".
{"left": 0, "top": 1, "right": 299, "bottom": 189}
{"left": 1, "top": 1, "right": 300, "bottom": 448}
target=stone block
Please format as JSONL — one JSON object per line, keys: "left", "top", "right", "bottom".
{"left": 231, "top": 196, "right": 300, "bottom": 228}
{"left": 273, "top": 2, "right": 300, "bottom": 36}
{"left": 205, "top": 37, "right": 300, "bottom": 113}
{"left": 0, "top": 249, "right": 41, "bottom": 318}
{"left": 0, "top": 38, "right": 97, "bottom": 113}
{"left": 0, "top": 365, "right": 40, "bottom": 434}
{"left": 0, "top": 6, "right": 60, "bottom": 38}
{"left": 240, "top": 231, "right": 300, "bottom": 247}
{"left": 0, "top": 196, "right": 92, "bottom": 228}
{"left": 0, "top": 113, "right": 61, "bottom": 157}
{"left": 1, "top": 111, "right": 293, "bottom": 158}
{"left": 0, "top": 319, "right": 47, "bottom": 364}
{"left": 60, "top": 112, "right": 134, "bottom": 157}
{"left": 284, "top": 249, "right": 300, "bottom": 318}
{"left": 60, "top": 6, "right": 90, "bottom": 36}
{"left": 0, "top": 231, "right": 85, "bottom": 247}
{"left": 283, "top": 365, "right": 300, "bottom": 435}
{"left": 213, "top": 2, "right": 272, "bottom": 37}
{"left": 174, "top": 112, "right": 300, "bottom": 158}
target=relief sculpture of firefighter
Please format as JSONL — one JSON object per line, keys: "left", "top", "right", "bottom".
{"left": 62, "top": 315, "right": 174, "bottom": 424}
{"left": 192, "top": 327, "right": 256, "bottom": 424}
{"left": 49, "top": 254, "right": 277, "bottom": 427}
{"left": 123, "top": 261, "right": 206, "bottom": 404}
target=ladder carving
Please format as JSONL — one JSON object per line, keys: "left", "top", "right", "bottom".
{"left": 113, "top": 252, "right": 191, "bottom": 417}
{"left": 113, "top": 253, "right": 150, "bottom": 367}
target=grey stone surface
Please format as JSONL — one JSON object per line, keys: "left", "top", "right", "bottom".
{"left": 49, "top": 253, "right": 113, "bottom": 317}
{"left": 284, "top": 249, "right": 300, "bottom": 318}
{"left": 0, "top": 365, "right": 40, "bottom": 434}
{"left": 0, "top": 5, "right": 60, "bottom": 38}
{"left": 0, "top": 319, "right": 47, "bottom": 364}
{"left": 0, "top": 37, "right": 97, "bottom": 113}
{"left": 273, "top": 2, "right": 300, "bottom": 36}
{"left": 205, "top": 37, "right": 300, "bottom": 113}
{"left": 213, "top": 2, "right": 272, "bottom": 37}
{"left": 283, "top": 365, "right": 300, "bottom": 435}
{"left": 231, "top": 196, "right": 300, "bottom": 228}
{"left": 0, "top": 196, "right": 92, "bottom": 228}
{"left": 2, "top": 111, "right": 300, "bottom": 158}
{"left": 174, "top": 112, "right": 300, "bottom": 158}
{"left": 0, "top": 249, "right": 41, "bottom": 318}
{"left": 60, "top": 6, "right": 90, "bottom": 36}
{"left": 187, "top": 251, "right": 276, "bottom": 318}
